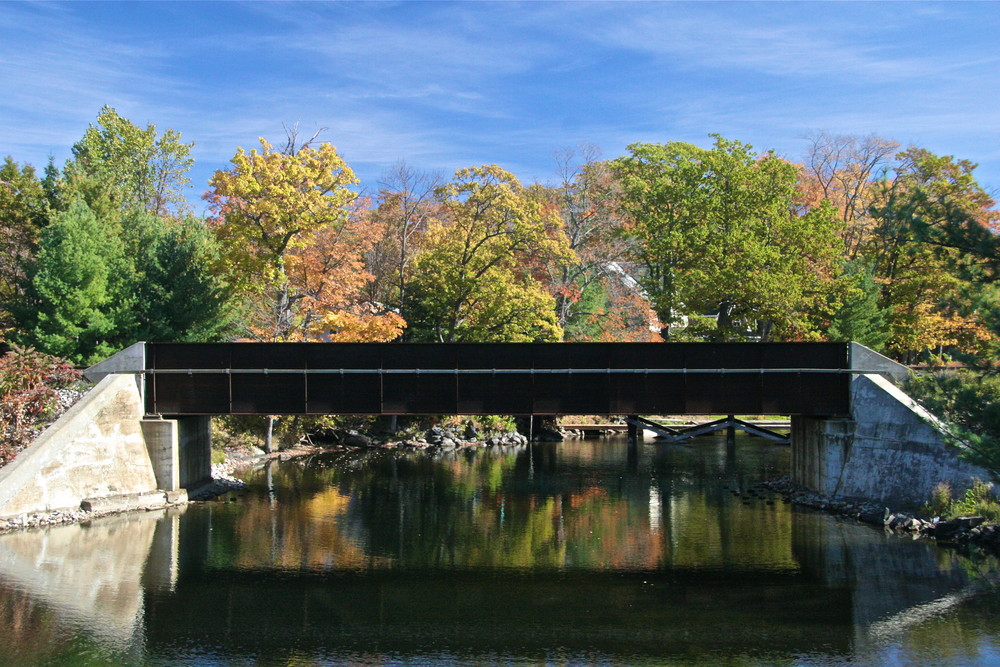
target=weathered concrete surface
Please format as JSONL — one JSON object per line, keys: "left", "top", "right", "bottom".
{"left": 0, "top": 373, "right": 161, "bottom": 518}
{"left": 142, "top": 418, "right": 180, "bottom": 492}
{"left": 792, "top": 373, "right": 994, "bottom": 508}
{"left": 83, "top": 341, "right": 146, "bottom": 384}
{"left": 849, "top": 342, "right": 910, "bottom": 386}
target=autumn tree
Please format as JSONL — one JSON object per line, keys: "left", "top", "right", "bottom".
{"left": 613, "top": 136, "right": 842, "bottom": 341}
{"left": 404, "top": 165, "right": 573, "bottom": 342}
{"left": 801, "top": 132, "right": 899, "bottom": 260}
{"left": 530, "top": 145, "right": 657, "bottom": 341}
{"left": 206, "top": 137, "right": 403, "bottom": 343}
{"left": 364, "top": 162, "right": 442, "bottom": 311}
{"left": 283, "top": 202, "right": 405, "bottom": 343}
{"left": 865, "top": 148, "right": 997, "bottom": 361}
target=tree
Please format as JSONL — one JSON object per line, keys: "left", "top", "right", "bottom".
{"left": 404, "top": 165, "right": 572, "bottom": 342}
{"left": 282, "top": 206, "right": 405, "bottom": 343}
{"left": 826, "top": 260, "right": 889, "bottom": 351}
{"left": 207, "top": 136, "right": 403, "bottom": 343}
{"left": 866, "top": 148, "right": 998, "bottom": 362}
{"left": 15, "top": 200, "right": 122, "bottom": 364}
{"left": 63, "top": 105, "right": 194, "bottom": 217}
{"left": 364, "top": 162, "right": 442, "bottom": 312}
{"left": 206, "top": 138, "right": 358, "bottom": 338}
{"left": 0, "top": 158, "right": 48, "bottom": 332}
{"left": 534, "top": 145, "right": 648, "bottom": 339}
{"left": 801, "top": 132, "right": 899, "bottom": 260}
{"left": 117, "top": 210, "right": 236, "bottom": 344}
{"left": 613, "top": 136, "right": 842, "bottom": 341}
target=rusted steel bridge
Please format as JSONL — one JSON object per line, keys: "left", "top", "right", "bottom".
{"left": 142, "top": 342, "right": 851, "bottom": 417}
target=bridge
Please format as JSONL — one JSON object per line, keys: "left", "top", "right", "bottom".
{"left": 138, "top": 341, "right": 851, "bottom": 417}
{"left": 0, "top": 341, "right": 992, "bottom": 520}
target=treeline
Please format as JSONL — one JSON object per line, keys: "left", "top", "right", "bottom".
{"left": 2, "top": 107, "right": 998, "bottom": 369}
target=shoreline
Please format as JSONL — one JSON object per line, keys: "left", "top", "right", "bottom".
{"left": 763, "top": 476, "right": 1000, "bottom": 557}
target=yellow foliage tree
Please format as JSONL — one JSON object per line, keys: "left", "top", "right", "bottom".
{"left": 206, "top": 139, "right": 403, "bottom": 343}
{"left": 404, "top": 165, "right": 573, "bottom": 342}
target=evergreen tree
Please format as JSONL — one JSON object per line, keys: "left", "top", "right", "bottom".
{"left": 827, "top": 261, "right": 889, "bottom": 351}
{"left": 16, "top": 200, "right": 122, "bottom": 364}
{"left": 118, "top": 211, "right": 236, "bottom": 343}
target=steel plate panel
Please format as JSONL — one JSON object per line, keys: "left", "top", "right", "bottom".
{"left": 231, "top": 374, "right": 305, "bottom": 413}
{"left": 306, "top": 373, "right": 382, "bottom": 414}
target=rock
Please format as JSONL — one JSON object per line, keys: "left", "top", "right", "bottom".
{"left": 343, "top": 432, "right": 373, "bottom": 447}
{"left": 935, "top": 516, "right": 986, "bottom": 541}
{"left": 535, "top": 428, "right": 564, "bottom": 442}
{"left": 464, "top": 423, "right": 479, "bottom": 440}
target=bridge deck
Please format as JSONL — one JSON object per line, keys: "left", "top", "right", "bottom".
{"left": 144, "top": 342, "right": 850, "bottom": 417}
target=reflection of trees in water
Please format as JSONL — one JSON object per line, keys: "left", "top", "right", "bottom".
{"left": 204, "top": 438, "right": 796, "bottom": 572}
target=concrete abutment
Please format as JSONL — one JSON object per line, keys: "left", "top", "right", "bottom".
{"left": 0, "top": 373, "right": 213, "bottom": 519}
{"left": 790, "top": 373, "right": 995, "bottom": 508}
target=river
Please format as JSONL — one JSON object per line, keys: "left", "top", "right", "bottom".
{"left": 0, "top": 434, "right": 998, "bottom": 665}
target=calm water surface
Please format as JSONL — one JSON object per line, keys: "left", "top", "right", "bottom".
{"left": 1, "top": 435, "right": 999, "bottom": 665}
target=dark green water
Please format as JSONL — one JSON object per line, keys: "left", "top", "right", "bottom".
{"left": 1, "top": 435, "right": 999, "bottom": 665}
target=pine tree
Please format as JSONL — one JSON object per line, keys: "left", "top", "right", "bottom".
{"left": 827, "top": 261, "right": 889, "bottom": 351}
{"left": 17, "top": 200, "right": 122, "bottom": 364}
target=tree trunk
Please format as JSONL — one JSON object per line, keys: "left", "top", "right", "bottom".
{"left": 264, "top": 416, "right": 275, "bottom": 454}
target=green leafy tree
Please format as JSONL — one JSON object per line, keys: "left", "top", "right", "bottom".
{"left": 62, "top": 105, "right": 194, "bottom": 217}
{"left": 0, "top": 158, "right": 48, "bottom": 332}
{"left": 613, "top": 136, "right": 842, "bottom": 340}
{"left": 404, "top": 165, "right": 572, "bottom": 342}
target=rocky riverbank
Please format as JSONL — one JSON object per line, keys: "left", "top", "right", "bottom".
{"left": 763, "top": 476, "right": 1000, "bottom": 556}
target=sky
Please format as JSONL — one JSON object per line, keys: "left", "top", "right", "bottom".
{"left": 2, "top": 1, "right": 999, "bottom": 213}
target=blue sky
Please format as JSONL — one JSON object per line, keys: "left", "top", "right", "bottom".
{"left": 2, "top": 1, "right": 999, "bottom": 212}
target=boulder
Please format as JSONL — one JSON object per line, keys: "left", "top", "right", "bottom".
{"left": 935, "top": 516, "right": 985, "bottom": 541}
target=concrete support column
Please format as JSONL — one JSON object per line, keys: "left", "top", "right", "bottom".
{"left": 790, "top": 415, "right": 854, "bottom": 497}
{"left": 141, "top": 419, "right": 180, "bottom": 493}
{"left": 177, "top": 416, "right": 213, "bottom": 491}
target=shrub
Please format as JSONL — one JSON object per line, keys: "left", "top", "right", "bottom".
{"left": 952, "top": 480, "right": 1000, "bottom": 522}
{"left": 0, "top": 344, "right": 83, "bottom": 465}
{"left": 922, "top": 479, "right": 1000, "bottom": 523}
{"left": 907, "top": 370, "right": 1000, "bottom": 481}
{"left": 924, "top": 481, "right": 954, "bottom": 517}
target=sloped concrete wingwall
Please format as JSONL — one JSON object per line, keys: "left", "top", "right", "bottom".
{"left": 0, "top": 374, "right": 160, "bottom": 518}
{"left": 792, "top": 373, "right": 994, "bottom": 508}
